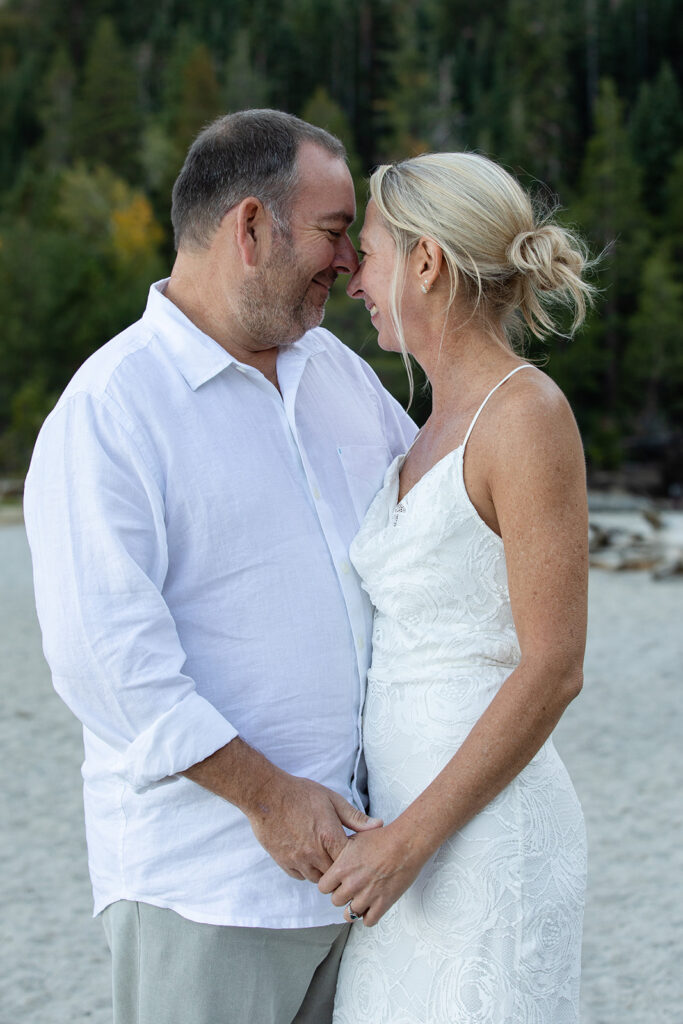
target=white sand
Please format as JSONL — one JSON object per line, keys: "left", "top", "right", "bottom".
{"left": 1, "top": 518, "right": 681, "bottom": 1024}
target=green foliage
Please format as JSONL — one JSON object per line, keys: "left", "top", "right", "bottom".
{"left": 663, "top": 149, "right": 683, "bottom": 248}
{"left": 495, "top": 0, "right": 575, "bottom": 186}
{"left": 627, "top": 246, "right": 683, "bottom": 429}
{"left": 0, "top": 376, "right": 57, "bottom": 473}
{"left": 376, "top": 0, "right": 442, "bottom": 159}
{"left": 630, "top": 63, "right": 683, "bottom": 215}
{"left": 37, "top": 45, "right": 76, "bottom": 168}
{"left": 0, "top": 161, "right": 164, "bottom": 471}
{"left": 0, "top": 0, "right": 681, "bottom": 474}
{"left": 562, "top": 79, "right": 653, "bottom": 456}
{"left": 224, "top": 29, "right": 269, "bottom": 112}
{"left": 172, "top": 42, "right": 223, "bottom": 155}
{"left": 72, "top": 17, "right": 142, "bottom": 181}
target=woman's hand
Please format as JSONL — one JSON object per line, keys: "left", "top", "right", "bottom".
{"left": 317, "top": 821, "right": 430, "bottom": 926}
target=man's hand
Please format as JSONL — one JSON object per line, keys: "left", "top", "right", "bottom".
{"left": 182, "top": 737, "right": 382, "bottom": 882}
{"left": 246, "top": 772, "right": 382, "bottom": 882}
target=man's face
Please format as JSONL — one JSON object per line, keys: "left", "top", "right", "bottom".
{"left": 238, "top": 142, "right": 359, "bottom": 347}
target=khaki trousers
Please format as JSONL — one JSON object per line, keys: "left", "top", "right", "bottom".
{"left": 102, "top": 900, "right": 349, "bottom": 1024}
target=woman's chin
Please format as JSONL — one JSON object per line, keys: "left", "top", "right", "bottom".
{"left": 375, "top": 332, "right": 400, "bottom": 354}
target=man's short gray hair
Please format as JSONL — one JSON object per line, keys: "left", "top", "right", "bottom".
{"left": 171, "top": 109, "right": 347, "bottom": 250}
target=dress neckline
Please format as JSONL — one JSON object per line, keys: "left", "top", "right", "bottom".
{"left": 393, "top": 364, "right": 534, "bottom": 510}
{"left": 393, "top": 442, "right": 464, "bottom": 511}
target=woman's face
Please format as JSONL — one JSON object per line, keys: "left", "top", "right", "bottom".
{"left": 346, "top": 201, "right": 405, "bottom": 353}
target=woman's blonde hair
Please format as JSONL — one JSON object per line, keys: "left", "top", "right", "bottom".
{"left": 369, "top": 152, "right": 595, "bottom": 401}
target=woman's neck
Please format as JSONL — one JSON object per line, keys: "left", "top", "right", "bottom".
{"left": 417, "top": 323, "right": 519, "bottom": 422}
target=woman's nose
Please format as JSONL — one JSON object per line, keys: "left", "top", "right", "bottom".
{"left": 346, "top": 265, "right": 363, "bottom": 299}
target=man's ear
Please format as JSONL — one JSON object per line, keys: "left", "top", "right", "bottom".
{"left": 235, "top": 197, "right": 269, "bottom": 268}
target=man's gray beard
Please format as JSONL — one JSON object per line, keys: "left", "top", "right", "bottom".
{"left": 237, "top": 243, "right": 324, "bottom": 348}
{"left": 238, "top": 282, "right": 315, "bottom": 347}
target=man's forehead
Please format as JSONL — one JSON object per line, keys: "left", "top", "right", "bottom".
{"left": 293, "top": 143, "right": 355, "bottom": 217}
{"left": 292, "top": 193, "right": 355, "bottom": 227}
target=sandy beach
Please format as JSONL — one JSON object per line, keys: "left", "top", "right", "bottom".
{"left": 1, "top": 515, "right": 681, "bottom": 1024}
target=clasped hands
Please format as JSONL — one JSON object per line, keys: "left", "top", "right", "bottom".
{"left": 246, "top": 772, "right": 424, "bottom": 927}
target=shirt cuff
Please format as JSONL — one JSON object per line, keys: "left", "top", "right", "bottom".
{"left": 114, "top": 691, "right": 239, "bottom": 791}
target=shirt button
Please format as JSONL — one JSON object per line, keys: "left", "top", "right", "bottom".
{"left": 356, "top": 636, "right": 365, "bottom": 651}
{"left": 313, "top": 487, "right": 321, "bottom": 500}
{"left": 341, "top": 561, "right": 351, "bottom": 575}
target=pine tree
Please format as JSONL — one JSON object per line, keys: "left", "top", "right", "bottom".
{"left": 630, "top": 63, "right": 683, "bottom": 215}
{"left": 375, "top": 0, "right": 447, "bottom": 159}
{"left": 224, "top": 29, "right": 269, "bottom": 112}
{"left": 494, "top": 0, "right": 574, "bottom": 187}
{"left": 0, "top": 9, "right": 45, "bottom": 190}
{"left": 627, "top": 245, "right": 683, "bottom": 432}
{"left": 38, "top": 45, "right": 77, "bottom": 169}
{"left": 72, "top": 17, "right": 142, "bottom": 181}
{"left": 173, "top": 43, "right": 223, "bottom": 155}
{"left": 567, "top": 78, "right": 651, "bottom": 457}
{"left": 663, "top": 149, "right": 683, "bottom": 260}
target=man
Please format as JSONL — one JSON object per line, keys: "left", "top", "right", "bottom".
{"left": 24, "top": 109, "right": 416, "bottom": 1024}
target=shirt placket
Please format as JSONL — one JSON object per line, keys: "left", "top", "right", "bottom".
{"left": 278, "top": 353, "right": 372, "bottom": 809}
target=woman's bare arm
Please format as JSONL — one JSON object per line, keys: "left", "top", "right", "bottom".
{"left": 319, "top": 377, "right": 588, "bottom": 925}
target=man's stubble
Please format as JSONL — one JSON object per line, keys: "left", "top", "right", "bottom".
{"left": 237, "top": 234, "right": 331, "bottom": 348}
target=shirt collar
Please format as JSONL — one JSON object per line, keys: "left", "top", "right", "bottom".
{"left": 142, "top": 279, "right": 326, "bottom": 391}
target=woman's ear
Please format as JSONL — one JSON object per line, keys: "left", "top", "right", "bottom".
{"left": 414, "top": 236, "right": 443, "bottom": 293}
{"left": 235, "top": 197, "right": 268, "bottom": 268}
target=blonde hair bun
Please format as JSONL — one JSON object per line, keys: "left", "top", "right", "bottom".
{"left": 370, "top": 151, "right": 595, "bottom": 351}
{"left": 507, "top": 225, "right": 584, "bottom": 293}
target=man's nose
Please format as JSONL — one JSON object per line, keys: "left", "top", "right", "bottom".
{"left": 333, "top": 234, "right": 359, "bottom": 276}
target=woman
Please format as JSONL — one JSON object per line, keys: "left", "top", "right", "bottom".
{"left": 319, "top": 153, "right": 593, "bottom": 1023}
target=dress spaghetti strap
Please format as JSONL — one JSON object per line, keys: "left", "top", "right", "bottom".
{"left": 462, "top": 364, "right": 534, "bottom": 451}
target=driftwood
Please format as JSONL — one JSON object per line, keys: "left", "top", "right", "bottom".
{"left": 0, "top": 479, "right": 23, "bottom": 500}
{"left": 3, "top": 476, "right": 682, "bottom": 578}
{"left": 589, "top": 510, "right": 683, "bottom": 579}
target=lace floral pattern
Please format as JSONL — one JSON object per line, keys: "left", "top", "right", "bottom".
{"left": 333, "top": 446, "right": 586, "bottom": 1024}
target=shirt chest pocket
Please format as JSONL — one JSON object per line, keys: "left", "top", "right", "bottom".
{"left": 338, "top": 444, "right": 391, "bottom": 525}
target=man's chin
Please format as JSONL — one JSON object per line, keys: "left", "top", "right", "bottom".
{"left": 275, "top": 300, "right": 327, "bottom": 345}
{"left": 299, "top": 302, "right": 327, "bottom": 337}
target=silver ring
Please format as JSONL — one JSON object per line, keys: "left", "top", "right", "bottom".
{"left": 345, "top": 899, "right": 361, "bottom": 921}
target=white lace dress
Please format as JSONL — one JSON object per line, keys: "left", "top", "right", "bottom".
{"left": 333, "top": 368, "right": 586, "bottom": 1024}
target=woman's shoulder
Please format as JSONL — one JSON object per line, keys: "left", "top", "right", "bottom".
{"left": 471, "top": 363, "right": 583, "bottom": 475}
{"left": 496, "top": 364, "right": 578, "bottom": 435}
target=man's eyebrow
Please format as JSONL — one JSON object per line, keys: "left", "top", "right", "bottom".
{"left": 318, "top": 211, "right": 354, "bottom": 226}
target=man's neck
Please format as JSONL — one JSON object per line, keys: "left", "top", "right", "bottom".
{"left": 165, "top": 262, "right": 280, "bottom": 386}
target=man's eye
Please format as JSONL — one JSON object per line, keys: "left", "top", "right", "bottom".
{"left": 356, "top": 250, "right": 366, "bottom": 262}
{"left": 327, "top": 230, "right": 342, "bottom": 238}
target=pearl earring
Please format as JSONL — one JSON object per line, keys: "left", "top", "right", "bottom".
{"left": 420, "top": 283, "right": 428, "bottom": 294}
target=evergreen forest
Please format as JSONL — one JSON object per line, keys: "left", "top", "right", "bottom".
{"left": 1, "top": 0, "right": 682, "bottom": 494}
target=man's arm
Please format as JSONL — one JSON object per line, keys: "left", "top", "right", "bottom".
{"left": 183, "top": 738, "right": 381, "bottom": 882}
{"left": 25, "top": 393, "right": 378, "bottom": 879}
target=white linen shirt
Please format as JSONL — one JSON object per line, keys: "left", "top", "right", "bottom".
{"left": 24, "top": 280, "right": 416, "bottom": 928}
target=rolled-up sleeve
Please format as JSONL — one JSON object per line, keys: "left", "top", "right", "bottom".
{"left": 24, "top": 392, "right": 238, "bottom": 790}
